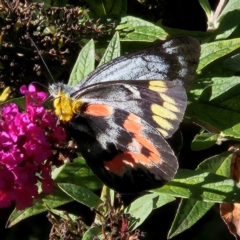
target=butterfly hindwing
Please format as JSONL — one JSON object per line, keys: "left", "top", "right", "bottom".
{"left": 69, "top": 105, "right": 178, "bottom": 193}
{"left": 66, "top": 79, "right": 186, "bottom": 193}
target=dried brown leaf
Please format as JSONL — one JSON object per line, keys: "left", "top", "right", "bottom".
{"left": 220, "top": 151, "right": 240, "bottom": 240}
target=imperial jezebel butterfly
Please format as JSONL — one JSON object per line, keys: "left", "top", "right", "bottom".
{"left": 49, "top": 37, "right": 200, "bottom": 193}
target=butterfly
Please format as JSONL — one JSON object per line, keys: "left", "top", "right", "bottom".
{"left": 49, "top": 37, "right": 200, "bottom": 194}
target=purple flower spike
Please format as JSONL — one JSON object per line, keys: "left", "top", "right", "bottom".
{"left": 0, "top": 84, "right": 66, "bottom": 210}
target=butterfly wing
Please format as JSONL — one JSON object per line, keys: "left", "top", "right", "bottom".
{"left": 67, "top": 80, "right": 185, "bottom": 193}
{"left": 77, "top": 37, "right": 200, "bottom": 90}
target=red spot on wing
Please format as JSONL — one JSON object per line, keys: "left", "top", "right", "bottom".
{"left": 104, "top": 152, "right": 136, "bottom": 174}
{"left": 85, "top": 104, "right": 113, "bottom": 117}
{"left": 104, "top": 151, "right": 161, "bottom": 175}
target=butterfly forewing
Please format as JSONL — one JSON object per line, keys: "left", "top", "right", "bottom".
{"left": 74, "top": 80, "right": 187, "bottom": 139}
{"left": 78, "top": 37, "right": 200, "bottom": 90}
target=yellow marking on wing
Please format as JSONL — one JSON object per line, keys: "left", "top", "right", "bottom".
{"left": 156, "top": 128, "right": 169, "bottom": 137}
{"left": 159, "top": 93, "right": 176, "bottom": 105}
{"left": 149, "top": 81, "right": 167, "bottom": 87}
{"left": 53, "top": 92, "right": 83, "bottom": 122}
{"left": 149, "top": 81, "right": 168, "bottom": 93}
{"left": 163, "top": 102, "right": 180, "bottom": 113}
{"left": 149, "top": 86, "right": 168, "bottom": 93}
{"left": 151, "top": 104, "right": 177, "bottom": 120}
{"left": 152, "top": 115, "right": 173, "bottom": 130}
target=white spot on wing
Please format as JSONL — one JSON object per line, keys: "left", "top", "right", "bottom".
{"left": 123, "top": 84, "right": 141, "bottom": 98}
{"left": 179, "top": 68, "right": 187, "bottom": 77}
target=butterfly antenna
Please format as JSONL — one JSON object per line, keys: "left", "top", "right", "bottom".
{"left": 27, "top": 32, "right": 55, "bottom": 83}
{"left": 31, "top": 81, "right": 48, "bottom": 90}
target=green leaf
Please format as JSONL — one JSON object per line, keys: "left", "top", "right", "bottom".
{"left": 217, "top": 0, "right": 240, "bottom": 22}
{"left": 152, "top": 193, "right": 175, "bottom": 209}
{"left": 7, "top": 186, "right": 74, "bottom": 227}
{"left": 197, "top": 151, "right": 232, "bottom": 177}
{"left": 0, "top": 97, "right": 25, "bottom": 110}
{"left": 187, "top": 102, "right": 240, "bottom": 138}
{"left": 98, "top": 31, "right": 120, "bottom": 67}
{"left": 188, "top": 76, "right": 212, "bottom": 101}
{"left": 154, "top": 168, "right": 240, "bottom": 202}
{"left": 106, "top": 0, "right": 127, "bottom": 15}
{"left": 197, "top": 38, "right": 240, "bottom": 71}
{"left": 68, "top": 39, "right": 95, "bottom": 86}
{"left": 58, "top": 183, "right": 102, "bottom": 208}
{"left": 85, "top": 0, "right": 127, "bottom": 17}
{"left": 157, "top": 23, "right": 211, "bottom": 39}
{"left": 82, "top": 226, "right": 102, "bottom": 240}
{"left": 125, "top": 192, "right": 175, "bottom": 230}
{"left": 198, "top": 0, "right": 212, "bottom": 20}
{"left": 7, "top": 198, "right": 49, "bottom": 228}
{"left": 99, "top": 185, "right": 115, "bottom": 206}
{"left": 208, "top": 76, "right": 240, "bottom": 101}
{"left": 116, "top": 16, "right": 168, "bottom": 41}
{"left": 168, "top": 200, "right": 214, "bottom": 239}
{"left": 84, "top": 0, "right": 106, "bottom": 16}
{"left": 7, "top": 158, "right": 101, "bottom": 227}
{"left": 189, "top": 76, "right": 240, "bottom": 102}
{"left": 168, "top": 152, "right": 232, "bottom": 238}
{"left": 215, "top": 10, "right": 240, "bottom": 40}
{"left": 48, "top": 208, "right": 79, "bottom": 221}
{"left": 188, "top": 75, "right": 240, "bottom": 138}
{"left": 223, "top": 53, "right": 240, "bottom": 71}
{"left": 44, "top": 158, "right": 101, "bottom": 208}
{"left": 54, "top": 158, "right": 101, "bottom": 190}
{"left": 191, "top": 133, "right": 218, "bottom": 151}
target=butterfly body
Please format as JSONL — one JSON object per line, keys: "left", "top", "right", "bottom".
{"left": 49, "top": 37, "right": 200, "bottom": 193}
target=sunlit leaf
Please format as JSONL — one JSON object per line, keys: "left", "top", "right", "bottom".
{"left": 68, "top": 39, "right": 95, "bottom": 86}
{"left": 168, "top": 152, "right": 232, "bottom": 238}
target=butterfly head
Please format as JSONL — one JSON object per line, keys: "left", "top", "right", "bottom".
{"left": 49, "top": 83, "right": 82, "bottom": 122}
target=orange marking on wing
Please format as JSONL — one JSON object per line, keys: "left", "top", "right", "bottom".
{"left": 135, "top": 135, "right": 160, "bottom": 157}
{"left": 85, "top": 104, "right": 112, "bottom": 117}
{"left": 104, "top": 151, "right": 161, "bottom": 175}
{"left": 123, "top": 113, "right": 142, "bottom": 134}
{"left": 104, "top": 152, "right": 137, "bottom": 175}
{"left": 123, "top": 119, "right": 142, "bottom": 134}
{"left": 148, "top": 152, "right": 161, "bottom": 163}
{"left": 132, "top": 153, "right": 150, "bottom": 165}
{"left": 128, "top": 113, "right": 138, "bottom": 122}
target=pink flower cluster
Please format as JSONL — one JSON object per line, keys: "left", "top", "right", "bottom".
{"left": 0, "top": 85, "right": 66, "bottom": 210}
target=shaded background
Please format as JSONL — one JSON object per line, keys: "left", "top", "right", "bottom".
{"left": 1, "top": 0, "right": 234, "bottom": 239}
